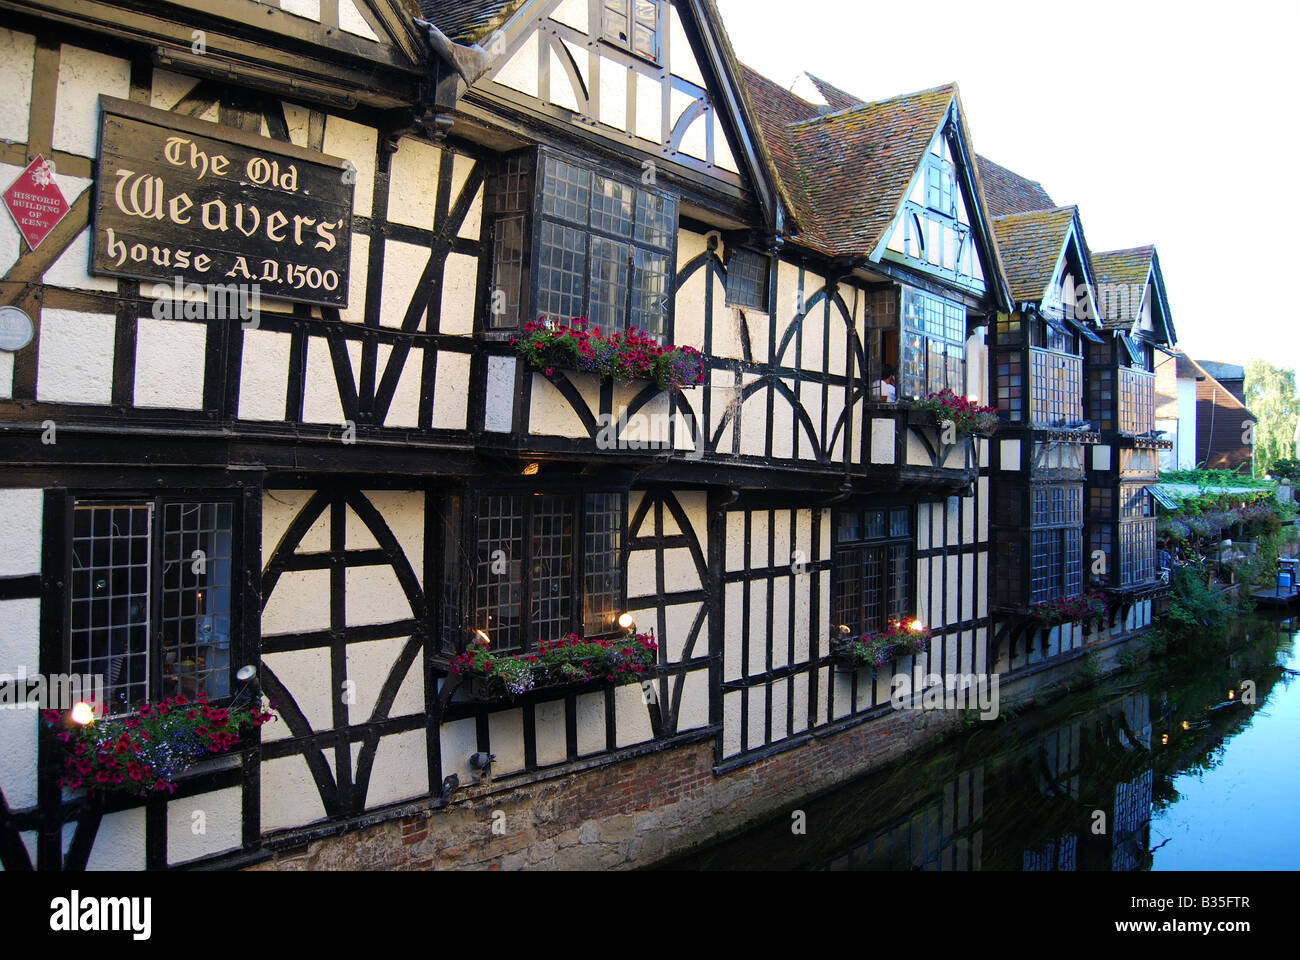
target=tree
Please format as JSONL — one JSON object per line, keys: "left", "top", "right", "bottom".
{"left": 1244, "top": 359, "right": 1300, "bottom": 478}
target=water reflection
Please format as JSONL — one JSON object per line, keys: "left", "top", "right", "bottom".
{"left": 666, "top": 615, "right": 1298, "bottom": 871}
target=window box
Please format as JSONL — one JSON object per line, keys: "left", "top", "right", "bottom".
{"left": 830, "top": 620, "right": 931, "bottom": 673}
{"left": 514, "top": 317, "right": 704, "bottom": 392}
{"left": 906, "top": 392, "right": 998, "bottom": 437}
{"left": 1025, "top": 590, "right": 1108, "bottom": 626}
{"left": 451, "top": 632, "right": 658, "bottom": 702}
{"left": 42, "top": 694, "right": 276, "bottom": 797}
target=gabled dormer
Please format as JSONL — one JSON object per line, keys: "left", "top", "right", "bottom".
{"left": 989, "top": 206, "right": 1104, "bottom": 429}
{"left": 1091, "top": 246, "right": 1176, "bottom": 347}
{"left": 775, "top": 84, "right": 1010, "bottom": 310}
{"left": 422, "top": 0, "right": 783, "bottom": 225}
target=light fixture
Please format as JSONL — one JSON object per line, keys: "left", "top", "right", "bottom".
{"left": 235, "top": 665, "right": 258, "bottom": 683}
{"left": 1182, "top": 721, "right": 1190, "bottom": 731}
{"left": 70, "top": 701, "right": 95, "bottom": 726}
{"left": 1161, "top": 734, "right": 1169, "bottom": 745}
{"left": 473, "top": 629, "right": 491, "bottom": 647}
{"left": 522, "top": 462, "right": 540, "bottom": 476}
{"left": 838, "top": 624, "right": 852, "bottom": 636}
{"left": 1228, "top": 689, "right": 1235, "bottom": 700}
{"left": 618, "top": 613, "right": 636, "bottom": 634}
{"left": 908, "top": 619, "right": 926, "bottom": 633}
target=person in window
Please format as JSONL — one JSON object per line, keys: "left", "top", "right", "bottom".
{"left": 1157, "top": 539, "right": 1173, "bottom": 575}
{"left": 872, "top": 365, "right": 897, "bottom": 402}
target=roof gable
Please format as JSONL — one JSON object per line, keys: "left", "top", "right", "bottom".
{"left": 785, "top": 84, "right": 956, "bottom": 259}
{"left": 992, "top": 207, "right": 1078, "bottom": 304}
{"left": 1091, "top": 246, "right": 1176, "bottom": 344}
{"left": 434, "top": 0, "right": 785, "bottom": 228}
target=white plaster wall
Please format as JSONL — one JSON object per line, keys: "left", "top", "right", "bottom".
{"left": 387, "top": 137, "right": 440, "bottom": 229}
{"left": 378, "top": 240, "right": 431, "bottom": 328}
{"left": 51, "top": 45, "right": 130, "bottom": 156}
{"left": 439, "top": 251, "right": 478, "bottom": 335}
{"left": 260, "top": 754, "right": 330, "bottom": 832}
{"left": 489, "top": 708, "right": 526, "bottom": 775}
{"left": 433, "top": 350, "right": 472, "bottom": 431}
{"left": 81, "top": 808, "right": 145, "bottom": 870}
{"left": 484, "top": 356, "right": 515, "bottom": 432}
{"left": 36, "top": 309, "right": 114, "bottom": 405}
{"left": 529, "top": 375, "right": 588, "bottom": 438}
{"left": 535, "top": 700, "right": 567, "bottom": 766}
{"left": 344, "top": 565, "right": 409, "bottom": 627}
{"left": 167, "top": 787, "right": 242, "bottom": 865}
{"left": 0, "top": 28, "right": 35, "bottom": 143}
{"left": 376, "top": 343, "right": 423, "bottom": 428}
{"left": 238, "top": 329, "right": 292, "bottom": 421}
{"left": 345, "top": 634, "right": 423, "bottom": 722}
{"left": 361, "top": 729, "right": 428, "bottom": 808}
{"left": 262, "top": 569, "right": 331, "bottom": 636}
{"left": 134, "top": 317, "right": 207, "bottom": 409}
{"left": 0, "top": 488, "right": 42, "bottom": 578}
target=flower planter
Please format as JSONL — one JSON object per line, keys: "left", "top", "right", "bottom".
{"left": 907, "top": 390, "right": 998, "bottom": 438}
{"left": 451, "top": 633, "right": 659, "bottom": 702}
{"left": 514, "top": 318, "right": 705, "bottom": 393}
{"left": 43, "top": 695, "right": 277, "bottom": 798}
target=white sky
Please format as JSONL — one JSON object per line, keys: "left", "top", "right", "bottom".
{"left": 715, "top": 0, "right": 1300, "bottom": 381}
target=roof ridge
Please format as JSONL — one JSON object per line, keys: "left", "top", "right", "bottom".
{"left": 784, "top": 82, "right": 956, "bottom": 130}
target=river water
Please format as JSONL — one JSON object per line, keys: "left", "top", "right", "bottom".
{"left": 665, "top": 614, "right": 1300, "bottom": 870}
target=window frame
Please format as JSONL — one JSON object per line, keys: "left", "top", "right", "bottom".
{"left": 899, "top": 285, "right": 968, "bottom": 401}
{"left": 724, "top": 247, "right": 771, "bottom": 312}
{"left": 831, "top": 504, "right": 915, "bottom": 637}
{"left": 63, "top": 492, "right": 246, "bottom": 715}
{"left": 599, "top": 0, "right": 663, "bottom": 65}
{"left": 465, "top": 486, "right": 629, "bottom": 653}
{"left": 485, "top": 146, "right": 679, "bottom": 343}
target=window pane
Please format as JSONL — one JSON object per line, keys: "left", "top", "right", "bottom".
{"left": 589, "top": 237, "right": 630, "bottom": 332}
{"left": 583, "top": 494, "right": 624, "bottom": 635}
{"left": 631, "top": 248, "right": 669, "bottom": 339}
{"left": 71, "top": 503, "right": 152, "bottom": 713}
{"left": 591, "top": 175, "right": 634, "bottom": 238}
{"left": 161, "top": 503, "right": 234, "bottom": 701}
{"left": 491, "top": 214, "right": 526, "bottom": 329}
{"left": 475, "top": 495, "right": 524, "bottom": 650}
{"left": 537, "top": 221, "right": 587, "bottom": 320}
{"left": 634, "top": 190, "right": 675, "bottom": 249}
{"left": 530, "top": 495, "right": 574, "bottom": 643}
{"left": 725, "top": 249, "right": 769, "bottom": 311}
{"left": 542, "top": 155, "right": 590, "bottom": 225}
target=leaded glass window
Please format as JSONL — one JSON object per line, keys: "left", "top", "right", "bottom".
{"left": 471, "top": 490, "right": 626, "bottom": 651}
{"left": 832, "top": 506, "right": 913, "bottom": 636}
{"left": 69, "top": 497, "right": 237, "bottom": 714}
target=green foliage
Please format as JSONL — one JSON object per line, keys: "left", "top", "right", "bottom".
{"left": 1244, "top": 359, "right": 1300, "bottom": 478}
{"left": 1270, "top": 458, "right": 1300, "bottom": 484}
{"left": 1163, "top": 561, "right": 1252, "bottom": 642}
{"left": 1159, "top": 468, "right": 1270, "bottom": 489}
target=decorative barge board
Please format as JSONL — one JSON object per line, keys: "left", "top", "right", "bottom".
{"left": 1085, "top": 246, "right": 1178, "bottom": 627}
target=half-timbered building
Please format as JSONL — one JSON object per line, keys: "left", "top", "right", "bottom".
{"left": 1087, "top": 246, "right": 1176, "bottom": 606}
{"left": 0, "top": 0, "right": 1175, "bottom": 872}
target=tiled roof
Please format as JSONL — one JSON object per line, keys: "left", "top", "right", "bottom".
{"left": 418, "top": 0, "right": 529, "bottom": 44}
{"left": 780, "top": 84, "right": 958, "bottom": 258}
{"left": 1197, "top": 360, "right": 1245, "bottom": 383}
{"left": 738, "top": 64, "right": 828, "bottom": 247}
{"left": 990, "top": 207, "right": 1077, "bottom": 304}
{"left": 805, "top": 73, "right": 863, "bottom": 112}
{"left": 1090, "top": 246, "right": 1154, "bottom": 329}
{"left": 976, "top": 155, "right": 1055, "bottom": 216}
